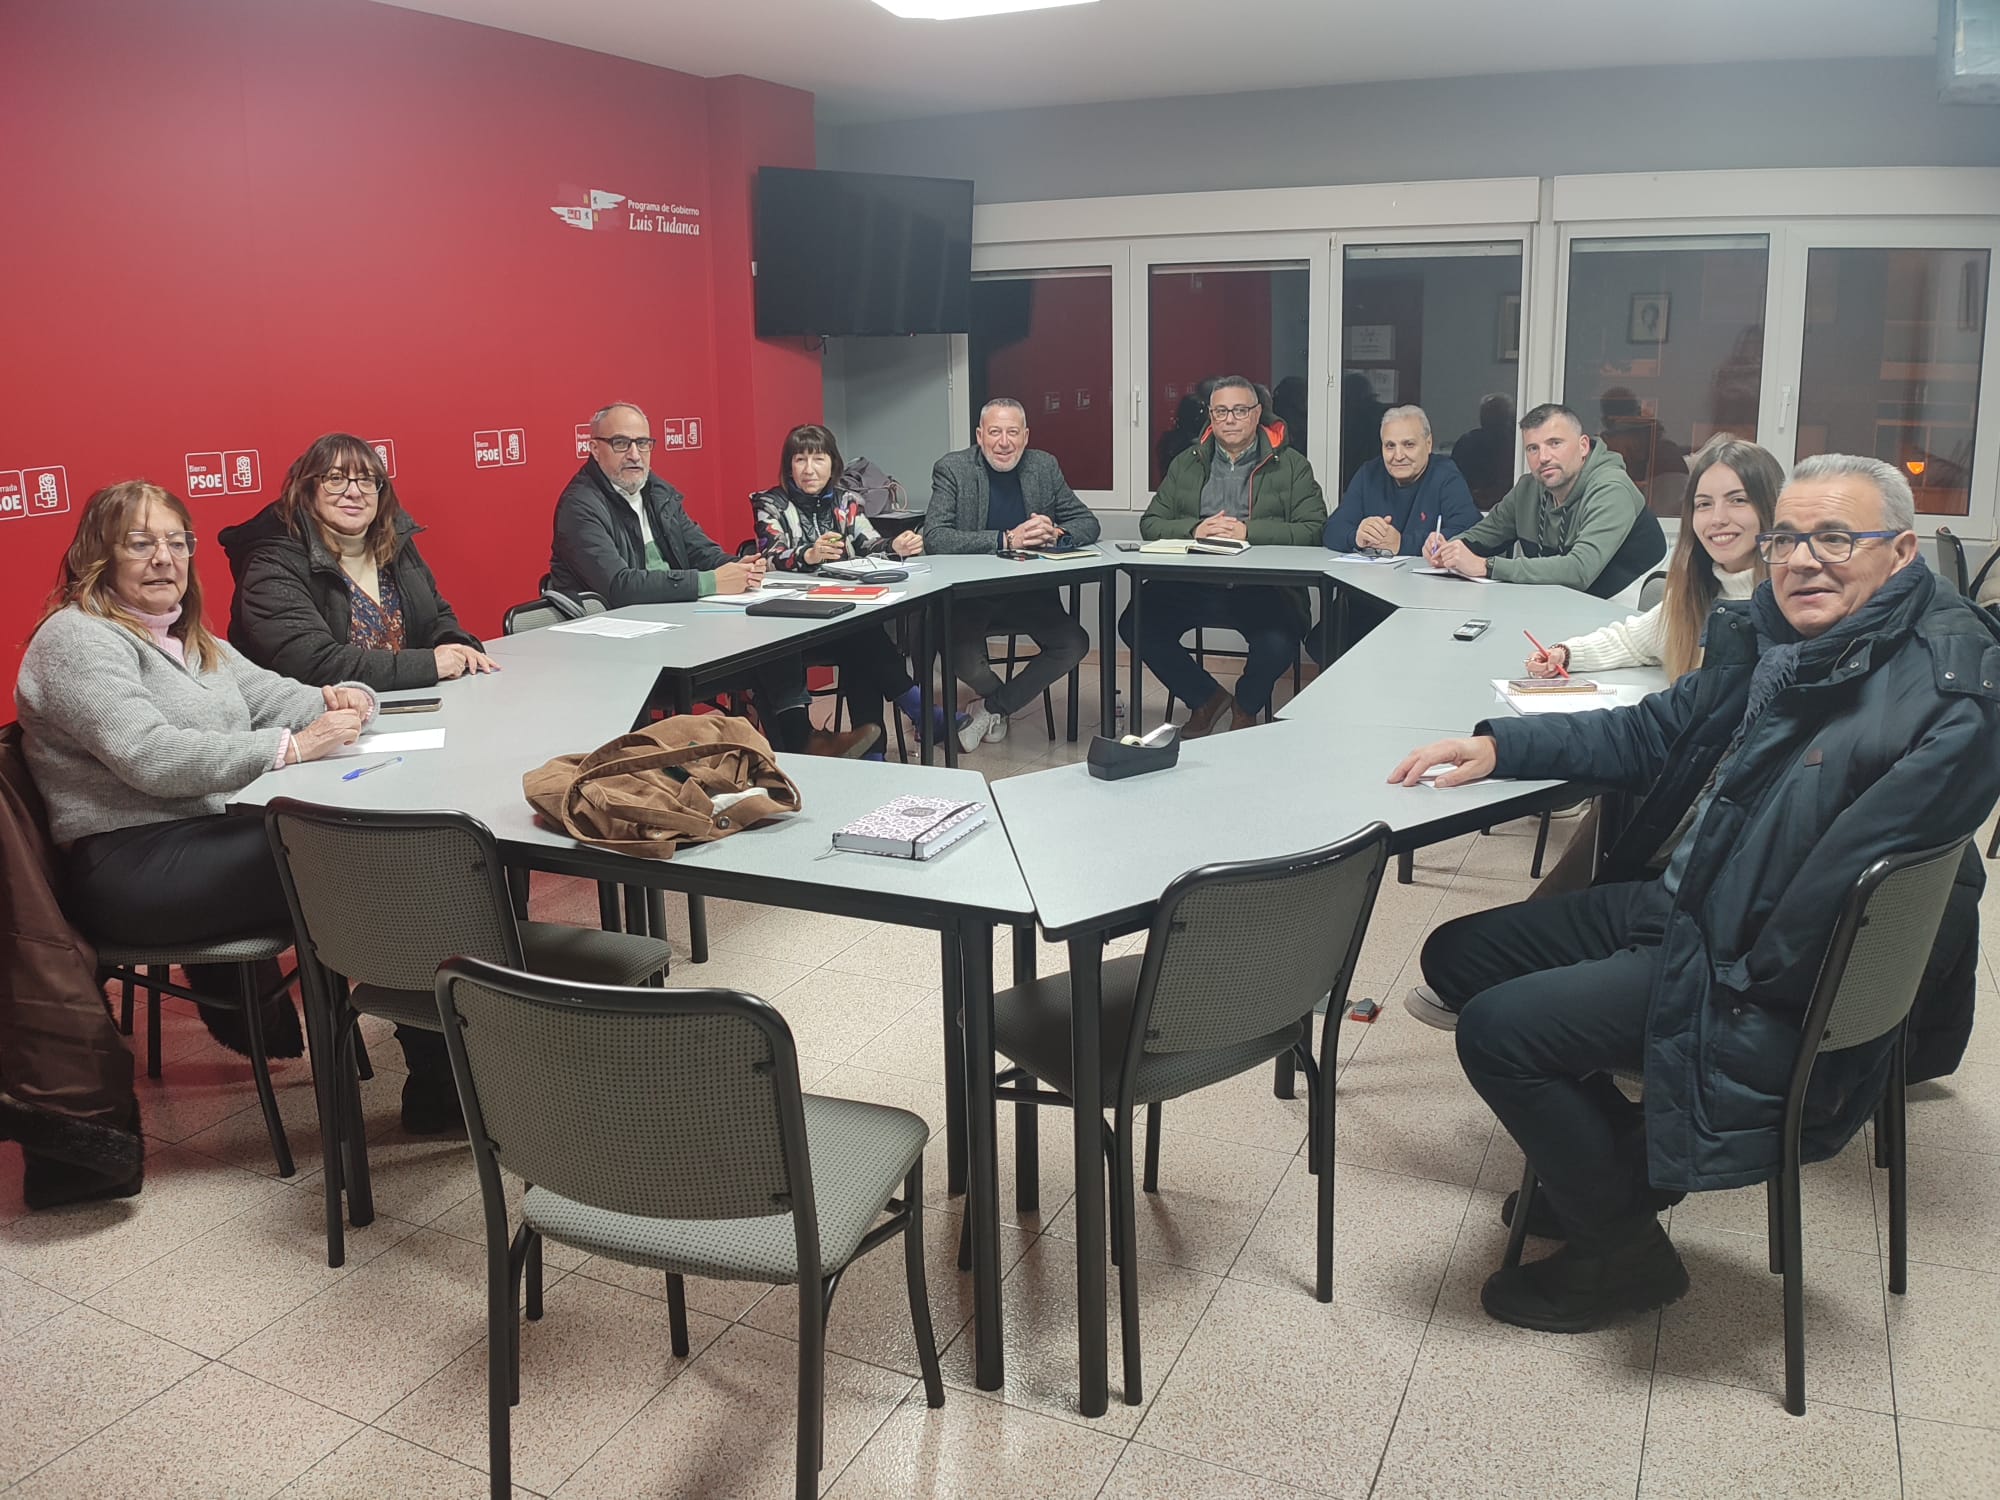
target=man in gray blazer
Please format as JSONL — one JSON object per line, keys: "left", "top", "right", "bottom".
{"left": 925, "top": 398, "right": 1101, "bottom": 750}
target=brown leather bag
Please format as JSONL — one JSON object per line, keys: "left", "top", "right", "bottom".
{"left": 523, "top": 714, "right": 801, "bottom": 858}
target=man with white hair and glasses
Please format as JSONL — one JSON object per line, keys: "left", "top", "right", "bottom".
{"left": 1388, "top": 454, "right": 2000, "bottom": 1332}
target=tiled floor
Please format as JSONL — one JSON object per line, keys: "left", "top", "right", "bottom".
{"left": 5, "top": 671, "right": 1999, "bottom": 1498}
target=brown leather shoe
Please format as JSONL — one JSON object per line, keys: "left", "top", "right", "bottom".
{"left": 805, "top": 725, "right": 882, "bottom": 759}
{"left": 1228, "top": 702, "right": 1263, "bottom": 732}
{"left": 1180, "top": 688, "right": 1232, "bottom": 738}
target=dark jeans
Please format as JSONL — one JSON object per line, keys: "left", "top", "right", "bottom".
{"left": 1423, "top": 880, "right": 1670, "bottom": 1244}
{"left": 950, "top": 590, "right": 1087, "bottom": 718}
{"left": 1118, "top": 581, "right": 1303, "bottom": 716}
{"left": 65, "top": 813, "right": 443, "bottom": 1080}
{"left": 810, "top": 626, "right": 917, "bottom": 729}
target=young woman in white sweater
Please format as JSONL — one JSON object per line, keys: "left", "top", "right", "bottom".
{"left": 1525, "top": 434, "right": 1786, "bottom": 682}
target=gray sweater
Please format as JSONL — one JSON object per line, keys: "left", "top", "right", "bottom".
{"left": 14, "top": 607, "right": 351, "bottom": 845}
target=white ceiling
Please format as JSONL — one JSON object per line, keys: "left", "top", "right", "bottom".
{"left": 375, "top": 0, "right": 1938, "bottom": 124}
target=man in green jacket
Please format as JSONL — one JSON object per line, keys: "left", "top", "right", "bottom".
{"left": 1121, "top": 376, "right": 1327, "bottom": 735}
{"left": 1428, "top": 403, "right": 1666, "bottom": 598}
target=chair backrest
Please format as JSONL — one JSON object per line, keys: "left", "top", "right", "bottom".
{"left": 1934, "top": 528, "right": 1969, "bottom": 595}
{"left": 265, "top": 800, "right": 525, "bottom": 992}
{"left": 1637, "top": 569, "right": 1669, "bottom": 612}
{"left": 435, "top": 958, "right": 819, "bottom": 1266}
{"left": 1122, "top": 823, "right": 1390, "bottom": 1088}
{"left": 1800, "top": 838, "right": 1969, "bottom": 1060}
{"left": 503, "top": 598, "right": 568, "bottom": 634}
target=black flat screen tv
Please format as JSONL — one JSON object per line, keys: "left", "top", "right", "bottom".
{"left": 754, "top": 167, "right": 974, "bottom": 337}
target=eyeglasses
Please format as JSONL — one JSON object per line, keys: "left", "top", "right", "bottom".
{"left": 1755, "top": 529, "right": 1906, "bottom": 565}
{"left": 318, "top": 472, "right": 383, "bottom": 494}
{"left": 1209, "top": 404, "right": 1260, "bottom": 420}
{"left": 120, "top": 531, "right": 196, "bottom": 560}
{"left": 592, "top": 435, "right": 656, "bottom": 454}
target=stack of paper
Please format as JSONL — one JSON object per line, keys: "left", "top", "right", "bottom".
{"left": 547, "top": 616, "right": 680, "bottom": 637}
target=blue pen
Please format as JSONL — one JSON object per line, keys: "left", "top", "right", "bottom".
{"left": 341, "top": 755, "right": 404, "bottom": 782}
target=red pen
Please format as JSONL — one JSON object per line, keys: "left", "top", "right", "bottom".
{"left": 1523, "top": 628, "right": 1569, "bottom": 679}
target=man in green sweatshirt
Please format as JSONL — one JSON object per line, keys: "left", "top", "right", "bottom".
{"left": 1427, "top": 403, "right": 1666, "bottom": 598}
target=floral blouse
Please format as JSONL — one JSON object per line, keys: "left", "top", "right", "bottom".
{"left": 345, "top": 567, "right": 407, "bottom": 651}
{"left": 752, "top": 487, "right": 890, "bottom": 572}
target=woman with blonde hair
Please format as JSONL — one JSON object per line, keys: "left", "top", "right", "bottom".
{"left": 13, "top": 484, "right": 448, "bottom": 1152}
{"left": 1526, "top": 435, "right": 1785, "bottom": 681}
{"left": 223, "top": 432, "right": 497, "bottom": 688}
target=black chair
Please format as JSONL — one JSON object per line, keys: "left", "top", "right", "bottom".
{"left": 103, "top": 936, "right": 299, "bottom": 1176}
{"left": 1934, "top": 528, "right": 1969, "bottom": 596}
{"left": 265, "top": 801, "right": 674, "bottom": 1266}
{"left": 993, "top": 823, "right": 1390, "bottom": 1402}
{"left": 435, "top": 957, "right": 943, "bottom": 1500}
{"left": 1502, "top": 836, "right": 1970, "bottom": 1415}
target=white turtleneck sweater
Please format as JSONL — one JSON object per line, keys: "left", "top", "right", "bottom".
{"left": 1559, "top": 564, "right": 1758, "bottom": 672}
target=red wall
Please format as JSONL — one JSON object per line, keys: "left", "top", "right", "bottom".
{"left": 0, "top": 0, "right": 818, "bottom": 694}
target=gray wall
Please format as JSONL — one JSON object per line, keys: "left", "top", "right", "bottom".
{"left": 821, "top": 335, "right": 956, "bottom": 507}
{"left": 820, "top": 58, "right": 1998, "bottom": 202}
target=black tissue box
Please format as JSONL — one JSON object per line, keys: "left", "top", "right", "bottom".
{"left": 1086, "top": 728, "right": 1181, "bottom": 781}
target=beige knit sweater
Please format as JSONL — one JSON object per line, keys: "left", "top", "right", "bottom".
{"left": 1559, "top": 566, "right": 1757, "bottom": 672}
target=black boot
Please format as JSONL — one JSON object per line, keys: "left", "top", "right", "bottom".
{"left": 186, "top": 960, "right": 305, "bottom": 1060}
{"left": 1480, "top": 1217, "right": 1689, "bottom": 1333}
{"left": 17, "top": 1096, "right": 145, "bottom": 1211}
{"left": 0, "top": 1090, "right": 145, "bottom": 1179}
{"left": 397, "top": 1027, "right": 464, "bottom": 1136}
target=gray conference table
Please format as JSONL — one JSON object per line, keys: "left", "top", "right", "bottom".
{"left": 984, "top": 715, "right": 1592, "bottom": 1417}
{"left": 232, "top": 635, "right": 1035, "bottom": 1390}
{"left": 226, "top": 551, "right": 1670, "bottom": 1417}
{"left": 1278, "top": 600, "right": 1667, "bottom": 732}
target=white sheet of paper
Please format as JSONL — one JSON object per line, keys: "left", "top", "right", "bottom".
{"left": 1326, "top": 551, "right": 1404, "bottom": 566}
{"left": 331, "top": 728, "right": 448, "bottom": 756}
{"left": 547, "top": 616, "right": 680, "bottom": 637}
{"left": 1491, "top": 681, "right": 1651, "bottom": 715}
{"left": 1414, "top": 566, "right": 1494, "bottom": 583}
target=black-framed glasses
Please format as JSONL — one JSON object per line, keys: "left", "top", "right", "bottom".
{"left": 1755, "top": 529, "right": 1906, "bottom": 565}
{"left": 1208, "top": 403, "right": 1260, "bottom": 420}
{"left": 120, "top": 531, "right": 196, "bottom": 560}
{"left": 318, "top": 471, "right": 383, "bottom": 494}
{"left": 592, "top": 435, "right": 656, "bottom": 453}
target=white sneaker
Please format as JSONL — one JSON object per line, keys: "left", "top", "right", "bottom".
{"left": 983, "top": 710, "right": 1008, "bottom": 743}
{"left": 1404, "top": 984, "right": 1459, "bottom": 1031}
{"left": 959, "top": 707, "right": 1001, "bottom": 753}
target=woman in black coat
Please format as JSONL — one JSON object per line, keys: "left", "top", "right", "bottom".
{"left": 221, "top": 433, "right": 497, "bottom": 690}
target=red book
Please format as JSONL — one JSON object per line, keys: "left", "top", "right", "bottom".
{"left": 807, "top": 584, "right": 888, "bottom": 599}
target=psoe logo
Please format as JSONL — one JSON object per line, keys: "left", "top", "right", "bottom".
{"left": 25, "top": 466, "right": 70, "bottom": 514}
{"left": 474, "top": 430, "right": 527, "bottom": 469}
{"left": 184, "top": 450, "right": 259, "bottom": 497}
{"left": 0, "top": 471, "right": 24, "bottom": 521}
{"left": 658, "top": 418, "right": 703, "bottom": 452}
{"left": 575, "top": 423, "right": 593, "bottom": 460}
{"left": 185, "top": 452, "right": 228, "bottom": 496}
{"left": 224, "top": 450, "right": 261, "bottom": 495}
{"left": 368, "top": 439, "right": 397, "bottom": 478}
{"left": 550, "top": 188, "right": 626, "bottom": 231}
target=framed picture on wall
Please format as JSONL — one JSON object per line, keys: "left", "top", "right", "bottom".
{"left": 1497, "top": 294, "right": 1520, "bottom": 361}
{"left": 1629, "top": 292, "right": 1670, "bottom": 344}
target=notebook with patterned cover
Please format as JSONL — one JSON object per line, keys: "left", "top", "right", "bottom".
{"left": 831, "top": 795, "right": 988, "bottom": 860}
